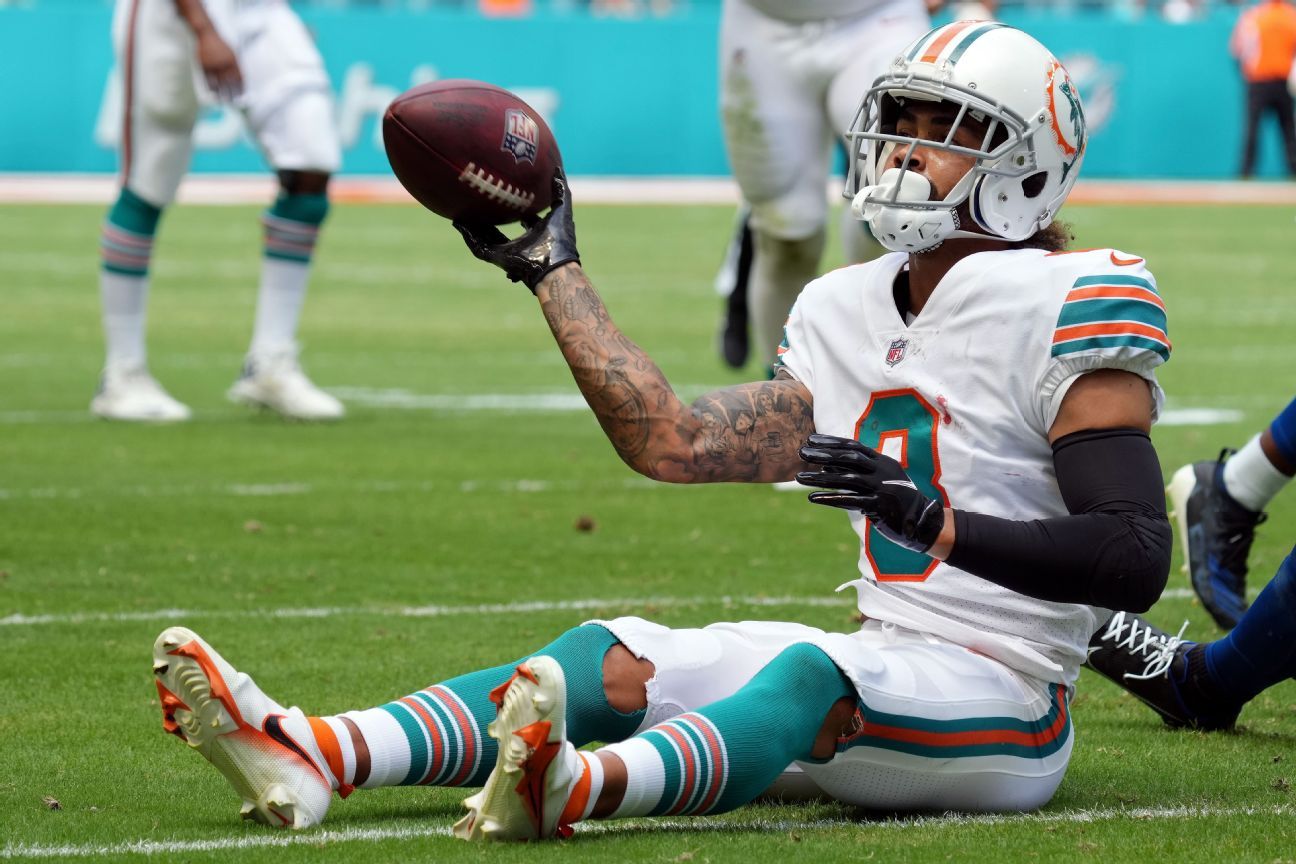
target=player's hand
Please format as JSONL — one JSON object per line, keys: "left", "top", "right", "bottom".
{"left": 454, "top": 171, "right": 580, "bottom": 293}
{"left": 796, "top": 433, "right": 944, "bottom": 554}
{"left": 196, "top": 28, "right": 243, "bottom": 102}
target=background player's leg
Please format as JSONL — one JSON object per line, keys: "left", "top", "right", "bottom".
{"left": 824, "top": 4, "right": 928, "bottom": 268}
{"left": 1223, "top": 396, "right": 1296, "bottom": 511}
{"left": 1202, "top": 544, "right": 1296, "bottom": 706}
{"left": 94, "top": 0, "right": 197, "bottom": 422}
{"left": 719, "top": 0, "right": 830, "bottom": 371}
{"left": 232, "top": 7, "right": 344, "bottom": 419}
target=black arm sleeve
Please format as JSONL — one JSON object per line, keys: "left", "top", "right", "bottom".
{"left": 944, "top": 427, "right": 1172, "bottom": 612}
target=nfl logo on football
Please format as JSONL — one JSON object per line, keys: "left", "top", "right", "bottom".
{"left": 501, "top": 109, "right": 539, "bottom": 164}
{"left": 885, "top": 338, "right": 908, "bottom": 367}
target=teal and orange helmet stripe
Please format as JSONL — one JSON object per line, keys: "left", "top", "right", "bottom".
{"left": 643, "top": 713, "right": 730, "bottom": 816}
{"left": 906, "top": 21, "right": 1009, "bottom": 66}
{"left": 838, "top": 683, "right": 1071, "bottom": 760}
{"left": 1052, "top": 274, "right": 1170, "bottom": 361}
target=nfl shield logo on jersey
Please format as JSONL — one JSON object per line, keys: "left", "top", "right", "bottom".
{"left": 885, "top": 338, "right": 908, "bottom": 367}
{"left": 500, "top": 109, "right": 540, "bottom": 164}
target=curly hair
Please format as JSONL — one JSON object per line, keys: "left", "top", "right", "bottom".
{"left": 1011, "top": 220, "right": 1074, "bottom": 253}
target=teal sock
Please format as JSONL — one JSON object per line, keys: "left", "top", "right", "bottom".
{"left": 101, "top": 188, "right": 161, "bottom": 276}
{"left": 603, "top": 642, "right": 853, "bottom": 817}
{"left": 263, "top": 193, "right": 328, "bottom": 263}
{"left": 334, "top": 624, "right": 644, "bottom": 788}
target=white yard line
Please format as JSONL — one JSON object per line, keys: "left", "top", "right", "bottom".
{"left": 0, "top": 588, "right": 1228, "bottom": 629}
{"left": 2, "top": 805, "right": 1291, "bottom": 858}
{"left": 0, "top": 595, "right": 851, "bottom": 628}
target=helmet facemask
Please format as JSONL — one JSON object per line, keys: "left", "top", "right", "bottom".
{"left": 844, "top": 77, "right": 1040, "bottom": 253}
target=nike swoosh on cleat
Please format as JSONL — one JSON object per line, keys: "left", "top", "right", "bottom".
{"left": 264, "top": 715, "right": 323, "bottom": 775}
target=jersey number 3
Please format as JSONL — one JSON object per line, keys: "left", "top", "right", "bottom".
{"left": 854, "top": 389, "right": 949, "bottom": 581}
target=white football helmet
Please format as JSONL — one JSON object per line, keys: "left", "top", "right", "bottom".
{"left": 844, "top": 22, "right": 1086, "bottom": 253}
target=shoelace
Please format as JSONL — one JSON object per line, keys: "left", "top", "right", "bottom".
{"left": 1090, "top": 611, "right": 1190, "bottom": 681}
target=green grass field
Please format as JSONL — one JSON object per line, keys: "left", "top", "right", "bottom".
{"left": 2, "top": 200, "right": 1295, "bottom": 862}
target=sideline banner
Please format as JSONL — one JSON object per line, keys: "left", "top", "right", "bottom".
{"left": 0, "top": 5, "right": 1285, "bottom": 179}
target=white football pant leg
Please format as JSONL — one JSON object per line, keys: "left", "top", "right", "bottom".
{"left": 114, "top": 0, "right": 200, "bottom": 206}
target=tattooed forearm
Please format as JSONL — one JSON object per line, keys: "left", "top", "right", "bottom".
{"left": 535, "top": 264, "right": 815, "bottom": 483}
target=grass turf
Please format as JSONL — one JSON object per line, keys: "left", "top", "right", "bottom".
{"left": 1, "top": 200, "right": 1294, "bottom": 862}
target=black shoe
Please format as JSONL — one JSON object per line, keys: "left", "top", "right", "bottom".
{"left": 1166, "top": 450, "right": 1267, "bottom": 630}
{"left": 716, "top": 211, "right": 754, "bottom": 369}
{"left": 1085, "top": 612, "right": 1241, "bottom": 731}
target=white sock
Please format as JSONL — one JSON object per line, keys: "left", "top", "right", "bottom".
{"left": 598, "top": 737, "right": 666, "bottom": 818}
{"left": 250, "top": 257, "right": 310, "bottom": 357}
{"left": 100, "top": 270, "right": 149, "bottom": 370}
{"left": 338, "top": 707, "right": 410, "bottom": 789}
{"left": 1223, "top": 434, "right": 1290, "bottom": 512}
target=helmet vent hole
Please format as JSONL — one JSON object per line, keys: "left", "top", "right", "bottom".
{"left": 1021, "top": 171, "right": 1049, "bottom": 199}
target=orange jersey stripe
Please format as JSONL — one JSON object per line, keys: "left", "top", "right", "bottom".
{"left": 1065, "top": 285, "right": 1166, "bottom": 311}
{"left": 1052, "top": 321, "right": 1169, "bottom": 345}
{"left": 921, "top": 21, "right": 976, "bottom": 63}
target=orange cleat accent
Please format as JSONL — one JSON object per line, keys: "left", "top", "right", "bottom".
{"left": 156, "top": 680, "right": 192, "bottom": 739}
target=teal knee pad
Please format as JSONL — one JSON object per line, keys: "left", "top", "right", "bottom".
{"left": 530, "top": 624, "right": 645, "bottom": 745}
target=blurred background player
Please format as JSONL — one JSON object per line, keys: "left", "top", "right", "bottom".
{"left": 1230, "top": 0, "right": 1296, "bottom": 178}
{"left": 94, "top": 0, "right": 344, "bottom": 422}
{"left": 1165, "top": 397, "right": 1296, "bottom": 628}
{"left": 1085, "top": 542, "right": 1296, "bottom": 732}
{"left": 714, "top": 0, "right": 930, "bottom": 370}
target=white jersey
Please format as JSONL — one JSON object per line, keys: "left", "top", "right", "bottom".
{"left": 742, "top": 0, "right": 897, "bottom": 22}
{"left": 778, "top": 248, "right": 1170, "bottom": 686}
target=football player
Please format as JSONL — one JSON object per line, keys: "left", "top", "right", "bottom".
{"left": 153, "top": 25, "right": 1174, "bottom": 836}
{"left": 95, "top": 0, "right": 344, "bottom": 421}
{"left": 714, "top": 0, "right": 931, "bottom": 370}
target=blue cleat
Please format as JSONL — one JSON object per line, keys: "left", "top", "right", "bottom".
{"left": 1166, "top": 450, "right": 1266, "bottom": 630}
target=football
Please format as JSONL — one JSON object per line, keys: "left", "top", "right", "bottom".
{"left": 382, "top": 80, "right": 561, "bottom": 225}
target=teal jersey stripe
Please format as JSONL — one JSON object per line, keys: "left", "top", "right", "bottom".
{"left": 858, "top": 684, "right": 1064, "bottom": 735}
{"left": 1073, "top": 273, "right": 1157, "bottom": 293}
{"left": 1057, "top": 297, "right": 1168, "bottom": 332}
{"left": 1051, "top": 334, "right": 1171, "bottom": 361}
{"left": 380, "top": 703, "right": 430, "bottom": 785}
{"left": 945, "top": 22, "right": 1007, "bottom": 64}
{"left": 645, "top": 729, "right": 685, "bottom": 816}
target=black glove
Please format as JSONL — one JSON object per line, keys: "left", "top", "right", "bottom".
{"left": 453, "top": 170, "right": 580, "bottom": 293}
{"left": 796, "top": 433, "right": 945, "bottom": 554}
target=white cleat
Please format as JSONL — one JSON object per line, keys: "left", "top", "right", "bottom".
{"left": 152, "top": 626, "right": 335, "bottom": 829}
{"left": 227, "top": 348, "right": 344, "bottom": 421}
{"left": 91, "top": 365, "right": 191, "bottom": 422}
{"left": 454, "top": 656, "right": 579, "bottom": 842}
